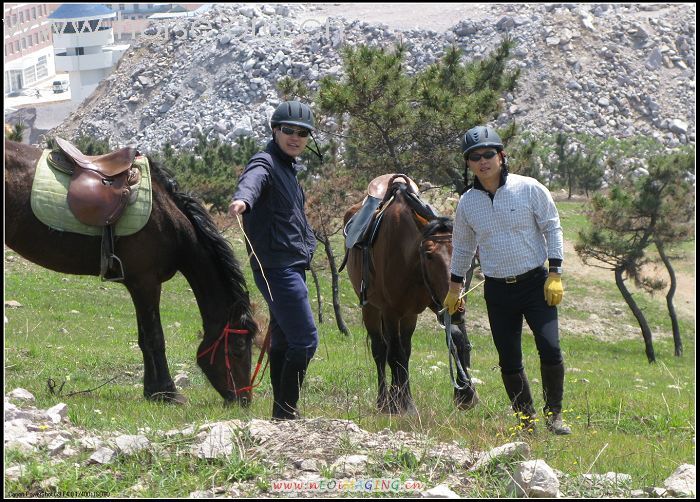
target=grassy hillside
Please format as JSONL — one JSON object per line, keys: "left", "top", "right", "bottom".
{"left": 4, "top": 200, "right": 695, "bottom": 497}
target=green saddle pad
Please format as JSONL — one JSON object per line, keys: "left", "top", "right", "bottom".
{"left": 30, "top": 148, "right": 152, "bottom": 236}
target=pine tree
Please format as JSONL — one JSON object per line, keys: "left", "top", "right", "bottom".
{"left": 575, "top": 146, "right": 695, "bottom": 362}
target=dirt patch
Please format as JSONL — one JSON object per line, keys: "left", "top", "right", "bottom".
{"left": 309, "top": 3, "right": 495, "bottom": 32}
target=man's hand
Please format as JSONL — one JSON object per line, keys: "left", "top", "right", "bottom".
{"left": 544, "top": 274, "right": 564, "bottom": 306}
{"left": 443, "top": 283, "right": 464, "bottom": 315}
{"left": 228, "top": 200, "right": 247, "bottom": 217}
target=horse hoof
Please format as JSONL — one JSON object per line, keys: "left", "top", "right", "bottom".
{"left": 147, "top": 391, "right": 187, "bottom": 405}
{"left": 378, "top": 401, "right": 418, "bottom": 416}
{"left": 455, "top": 390, "right": 479, "bottom": 411}
{"left": 223, "top": 397, "right": 251, "bottom": 408}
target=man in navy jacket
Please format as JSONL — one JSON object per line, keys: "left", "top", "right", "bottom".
{"left": 229, "top": 100, "right": 318, "bottom": 420}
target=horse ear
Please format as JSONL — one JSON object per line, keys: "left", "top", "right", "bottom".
{"left": 413, "top": 213, "right": 429, "bottom": 227}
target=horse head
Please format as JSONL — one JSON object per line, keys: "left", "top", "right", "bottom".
{"left": 418, "top": 216, "right": 455, "bottom": 311}
{"left": 152, "top": 166, "right": 260, "bottom": 407}
{"left": 196, "top": 299, "right": 258, "bottom": 407}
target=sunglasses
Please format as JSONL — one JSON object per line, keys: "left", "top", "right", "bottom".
{"left": 467, "top": 150, "right": 498, "bottom": 162}
{"left": 280, "top": 126, "right": 310, "bottom": 138}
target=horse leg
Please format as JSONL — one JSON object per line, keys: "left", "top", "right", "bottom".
{"left": 363, "top": 305, "right": 389, "bottom": 413}
{"left": 449, "top": 312, "right": 479, "bottom": 410}
{"left": 386, "top": 313, "right": 417, "bottom": 415}
{"left": 126, "top": 282, "right": 186, "bottom": 404}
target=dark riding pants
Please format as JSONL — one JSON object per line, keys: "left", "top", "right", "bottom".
{"left": 483, "top": 268, "right": 563, "bottom": 374}
{"left": 253, "top": 266, "right": 318, "bottom": 358}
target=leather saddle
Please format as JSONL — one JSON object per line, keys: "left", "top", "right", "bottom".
{"left": 51, "top": 137, "right": 142, "bottom": 281}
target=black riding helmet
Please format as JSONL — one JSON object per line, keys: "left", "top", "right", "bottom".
{"left": 271, "top": 100, "right": 315, "bottom": 131}
{"left": 462, "top": 126, "right": 503, "bottom": 158}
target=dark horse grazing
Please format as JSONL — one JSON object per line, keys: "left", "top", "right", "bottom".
{"left": 343, "top": 178, "right": 478, "bottom": 414}
{"left": 4, "top": 140, "right": 258, "bottom": 405}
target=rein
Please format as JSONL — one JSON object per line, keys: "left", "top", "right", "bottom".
{"left": 197, "top": 322, "right": 270, "bottom": 397}
{"left": 419, "top": 231, "right": 474, "bottom": 391}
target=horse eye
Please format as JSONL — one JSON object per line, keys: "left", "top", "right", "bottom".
{"left": 231, "top": 337, "right": 248, "bottom": 351}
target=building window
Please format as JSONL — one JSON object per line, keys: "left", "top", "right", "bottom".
{"left": 32, "top": 6, "right": 37, "bottom": 19}
{"left": 34, "top": 33, "right": 39, "bottom": 45}
{"left": 119, "top": 4, "right": 125, "bottom": 10}
{"left": 134, "top": 4, "right": 140, "bottom": 11}
{"left": 23, "top": 66, "right": 36, "bottom": 85}
{"left": 15, "top": 40, "right": 20, "bottom": 52}
{"left": 37, "top": 55, "right": 48, "bottom": 78}
{"left": 19, "top": 11, "right": 24, "bottom": 23}
{"left": 21, "top": 38, "right": 26, "bottom": 49}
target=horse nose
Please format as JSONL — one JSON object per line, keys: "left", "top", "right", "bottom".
{"left": 238, "top": 392, "right": 251, "bottom": 407}
{"left": 223, "top": 391, "right": 251, "bottom": 407}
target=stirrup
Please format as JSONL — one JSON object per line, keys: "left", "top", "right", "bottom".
{"left": 101, "top": 254, "right": 125, "bottom": 282}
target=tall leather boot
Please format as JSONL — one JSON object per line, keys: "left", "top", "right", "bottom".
{"left": 274, "top": 348, "right": 312, "bottom": 421}
{"left": 501, "top": 370, "right": 538, "bottom": 433}
{"left": 268, "top": 349, "right": 286, "bottom": 420}
{"left": 541, "top": 362, "right": 572, "bottom": 435}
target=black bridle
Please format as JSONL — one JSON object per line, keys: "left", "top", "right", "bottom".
{"left": 418, "top": 233, "right": 453, "bottom": 311}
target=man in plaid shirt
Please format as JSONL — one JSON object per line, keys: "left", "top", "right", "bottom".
{"left": 443, "top": 125, "right": 571, "bottom": 435}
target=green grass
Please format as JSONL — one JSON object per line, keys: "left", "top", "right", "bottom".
{"left": 4, "top": 201, "right": 695, "bottom": 497}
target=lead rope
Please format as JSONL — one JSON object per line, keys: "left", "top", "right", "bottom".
{"left": 234, "top": 213, "right": 274, "bottom": 394}
{"left": 441, "top": 280, "right": 484, "bottom": 390}
{"left": 235, "top": 213, "right": 273, "bottom": 302}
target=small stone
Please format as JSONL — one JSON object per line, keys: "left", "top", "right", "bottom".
{"left": 664, "top": 464, "right": 695, "bottom": 497}
{"left": 8, "top": 388, "right": 35, "bottom": 402}
{"left": 421, "top": 484, "right": 460, "bottom": 498}
{"left": 5, "top": 464, "right": 28, "bottom": 481}
{"left": 115, "top": 434, "right": 151, "bottom": 455}
{"left": 88, "top": 447, "right": 117, "bottom": 465}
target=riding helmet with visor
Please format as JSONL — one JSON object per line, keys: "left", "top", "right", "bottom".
{"left": 462, "top": 126, "right": 503, "bottom": 158}
{"left": 271, "top": 100, "right": 315, "bottom": 132}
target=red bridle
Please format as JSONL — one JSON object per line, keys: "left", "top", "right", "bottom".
{"left": 197, "top": 322, "right": 270, "bottom": 397}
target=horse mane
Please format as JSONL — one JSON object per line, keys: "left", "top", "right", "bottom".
{"left": 147, "top": 156, "right": 252, "bottom": 316}
{"left": 422, "top": 216, "right": 453, "bottom": 237}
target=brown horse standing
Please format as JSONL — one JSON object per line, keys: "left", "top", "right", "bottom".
{"left": 4, "top": 140, "right": 258, "bottom": 405}
{"left": 344, "top": 178, "right": 477, "bottom": 414}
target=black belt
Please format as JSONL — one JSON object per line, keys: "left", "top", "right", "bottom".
{"left": 485, "top": 267, "right": 544, "bottom": 284}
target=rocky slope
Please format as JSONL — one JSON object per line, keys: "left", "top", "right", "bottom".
{"left": 53, "top": 3, "right": 695, "bottom": 153}
{"left": 6, "top": 389, "right": 696, "bottom": 498}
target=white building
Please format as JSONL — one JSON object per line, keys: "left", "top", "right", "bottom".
{"left": 4, "top": 4, "right": 56, "bottom": 94}
{"left": 48, "top": 3, "right": 129, "bottom": 102}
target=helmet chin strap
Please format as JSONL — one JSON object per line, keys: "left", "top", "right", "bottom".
{"left": 306, "top": 133, "right": 324, "bottom": 163}
{"left": 272, "top": 128, "right": 324, "bottom": 163}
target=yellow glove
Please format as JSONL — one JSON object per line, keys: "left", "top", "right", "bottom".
{"left": 544, "top": 275, "right": 564, "bottom": 306}
{"left": 443, "top": 285, "right": 464, "bottom": 315}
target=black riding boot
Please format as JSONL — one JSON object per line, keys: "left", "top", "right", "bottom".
{"left": 274, "top": 348, "right": 312, "bottom": 421}
{"left": 268, "top": 349, "right": 286, "bottom": 420}
{"left": 501, "top": 370, "right": 538, "bottom": 433}
{"left": 541, "top": 362, "right": 572, "bottom": 435}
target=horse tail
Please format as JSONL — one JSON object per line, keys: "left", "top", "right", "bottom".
{"left": 147, "top": 157, "right": 254, "bottom": 320}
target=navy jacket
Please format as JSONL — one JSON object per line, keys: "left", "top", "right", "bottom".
{"left": 232, "top": 140, "right": 316, "bottom": 270}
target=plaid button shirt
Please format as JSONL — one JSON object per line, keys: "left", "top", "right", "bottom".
{"left": 450, "top": 173, "right": 563, "bottom": 279}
